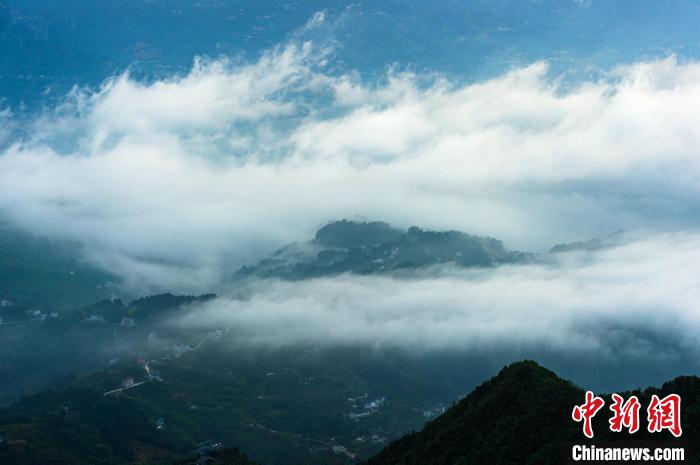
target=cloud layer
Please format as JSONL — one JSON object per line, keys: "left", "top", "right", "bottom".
{"left": 1, "top": 36, "right": 700, "bottom": 291}
{"left": 178, "top": 234, "right": 700, "bottom": 358}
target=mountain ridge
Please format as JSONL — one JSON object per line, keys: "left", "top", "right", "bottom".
{"left": 1, "top": 360, "right": 697, "bottom": 465}
{"left": 235, "top": 220, "right": 535, "bottom": 280}
{"left": 365, "top": 361, "right": 699, "bottom": 465}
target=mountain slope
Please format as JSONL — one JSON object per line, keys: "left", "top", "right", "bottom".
{"left": 366, "top": 361, "right": 699, "bottom": 465}
{"left": 0, "top": 342, "right": 486, "bottom": 465}
{"left": 236, "top": 220, "right": 532, "bottom": 280}
{"left": 0, "top": 292, "right": 214, "bottom": 406}
{"left": 0, "top": 224, "right": 120, "bottom": 312}
{"left": 1, "top": 359, "right": 698, "bottom": 465}
{"left": 0, "top": 385, "right": 258, "bottom": 465}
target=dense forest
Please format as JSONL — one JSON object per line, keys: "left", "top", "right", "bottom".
{"left": 1, "top": 361, "right": 697, "bottom": 464}
{"left": 366, "top": 361, "right": 699, "bottom": 465}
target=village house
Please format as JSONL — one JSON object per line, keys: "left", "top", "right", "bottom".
{"left": 364, "top": 396, "right": 386, "bottom": 410}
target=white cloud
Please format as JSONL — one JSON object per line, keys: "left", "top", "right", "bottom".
{"left": 177, "top": 234, "right": 700, "bottom": 361}
{"left": 1, "top": 40, "right": 700, "bottom": 292}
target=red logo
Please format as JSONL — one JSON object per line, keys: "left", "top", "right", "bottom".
{"left": 572, "top": 392, "right": 682, "bottom": 438}
{"left": 647, "top": 394, "right": 682, "bottom": 437}
{"left": 572, "top": 391, "right": 605, "bottom": 438}
{"left": 609, "top": 393, "right": 641, "bottom": 434}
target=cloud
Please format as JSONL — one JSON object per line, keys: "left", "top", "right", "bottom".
{"left": 1, "top": 37, "right": 700, "bottom": 292}
{"left": 173, "top": 233, "right": 700, "bottom": 391}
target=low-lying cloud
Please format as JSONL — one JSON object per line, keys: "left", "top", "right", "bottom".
{"left": 1, "top": 26, "right": 700, "bottom": 292}
{"left": 177, "top": 234, "right": 700, "bottom": 363}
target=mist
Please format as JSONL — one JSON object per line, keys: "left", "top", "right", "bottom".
{"left": 0, "top": 20, "right": 699, "bottom": 293}
{"left": 172, "top": 233, "right": 700, "bottom": 390}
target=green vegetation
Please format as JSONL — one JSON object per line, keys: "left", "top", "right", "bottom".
{"left": 173, "top": 447, "right": 259, "bottom": 465}
{"left": 0, "top": 293, "right": 214, "bottom": 406}
{"left": 237, "top": 220, "right": 533, "bottom": 279}
{"left": 0, "top": 224, "right": 119, "bottom": 311}
{"left": 366, "top": 361, "right": 699, "bottom": 465}
{"left": 0, "top": 323, "right": 489, "bottom": 465}
{"left": 1, "top": 360, "right": 698, "bottom": 465}
{"left": 0, "top": 387, "right": 178, "bottom": 465}
{"left": 1, "top": 221, "right": 696, "bottom": 465}
{"left": 80, "top": 294, "right": 217, "bottom": 324}
{"left": 549, "top": 230, "right": 625, "bottom": 253}
{"left": 315, "top": 221, "right": 403, "bottom": 249}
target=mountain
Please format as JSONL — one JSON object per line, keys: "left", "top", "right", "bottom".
{"left": 0, "top": 224, "right": 120, "bottom": 312}
{"left": 79, "top": 293, "right": 216, "bottom": 325}
{"left": 315, "top": 221, "right": 404, "bottom": 249}
{"left": 173, "top": 448, "right": 259, "bottom": 465}
{"left": 0, "top": 339, "right": 492, "bottom": 465}
{"left": 0, "top": 292, "right": 214, "bottom": 406}
{"left": 0, "top": 386, "right": 179, "bottom": 465}
{"left": 1, "top": 360, "right": 698, "bottom": 465}
{"left": 549, "top": 230, "right": 626, "bottom": 253}
{"left": 366, "top": 361, "right": 699, "bottom": 465}
{"left": 0, "top": 383, "right": 254, "bottom": 465}
{"left": 236, "top": 220, "right": 533, "bottom": 279}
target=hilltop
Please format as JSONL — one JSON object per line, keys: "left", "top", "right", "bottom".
{"left": 235, "top": 220, "right": 533, "bottom": 279}
{"left": 366, "top": 361, "right": 700, "bottom": 465}
{"left": 1, "top": 360, "right": 698, "bottom": 465}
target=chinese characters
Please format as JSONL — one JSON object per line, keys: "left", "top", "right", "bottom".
{"left": 572, "top": 391, "right": 682, "bottom": 438}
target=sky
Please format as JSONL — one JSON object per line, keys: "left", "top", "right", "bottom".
{"left": 1, "top": 3, "right": 700, "bottom": 387}
{"left": 1, "top": 35, "right": 700, "bottom": 290}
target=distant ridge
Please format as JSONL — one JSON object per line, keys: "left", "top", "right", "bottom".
{"left": 0, "top": 224, "right": 119, "bottom": 311}
{"left": 235, "top": 219, "right": 534, "bottom": 280}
